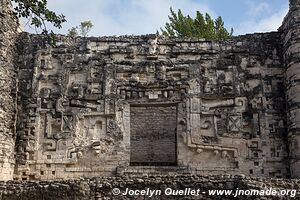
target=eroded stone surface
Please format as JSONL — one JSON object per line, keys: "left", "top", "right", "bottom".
{"left": 12, "top": 32, "right": 288, "bottom": 180}
{"left": 0, "top": 175, "right": 299, "bottom": 200}
{"left": 1, "top": 0, "right": 300, "bottom": 183}
{"left": 0, "top": 0, "right": 18, "bottom": 181}
{"left": 281, "top": 0, "right": 300, "bottom": 178}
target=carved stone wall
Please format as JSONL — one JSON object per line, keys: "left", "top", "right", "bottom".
{"left": 0, "top": 0, "right": 18, "bottom": 180}
{"left": 13, "top": 32, "right": 288, "bottom": 180}
{"left": 2, "top": 0, "right": 300, "bottom": 182}
{"left": 0, "top": 175, "right": 299, "bottom": 200}
{"left": 281, "top": 0, "right": 300, "bottom": 178}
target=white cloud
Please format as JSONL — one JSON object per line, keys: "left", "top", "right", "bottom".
{"left": 25, "top": 0, "right": 215, "bottom": 36}
{"left": 235, "top": 6, "right": 288, "bottom": 35}
{"left": 247, "top": 2, "right": 271, "bottom": 17}
{"left": 22, "top": 0, "right": 288, "bottom": 37}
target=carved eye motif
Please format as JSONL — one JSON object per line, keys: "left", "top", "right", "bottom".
{"left": 201, "top": 120, "right": 212, "bottom": 129}
{"left": 236, "top": 98, "right": 244, "bottom": 106}
{"left": 40, "top": 88, "right": 51, "bottom": 98}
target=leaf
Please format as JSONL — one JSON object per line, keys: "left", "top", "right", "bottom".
{"left": 160, "top": 8, "right": 233, "bottom": 40}
{"left": 12, "top": 0, "right": 66, "bottom": 44}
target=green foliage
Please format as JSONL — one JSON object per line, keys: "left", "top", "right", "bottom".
{"left": 12, "top": 0, "right": 66, "bottom": 31}
{"left": 160, "top": 8, "right": 233, "bottom": 40}
{"left": 67, "top": 27, "right": 78, "bottom": 39}
{"left": 12, "top": 0, "right": 66, "bottom": 44}
{"left": 67, "top": 21, "right": 93, "bottom": 38}
{"left": 79, "top": 20, "right": 93, "bottom": 37}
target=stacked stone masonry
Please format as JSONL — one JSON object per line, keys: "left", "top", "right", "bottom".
{"left": 0, "top": 175, "right": 299, "bottom": 200}
{"left": 14, "top": 31, "right": 289, "bottom": 180}
{"left": 280, "top": 0, "right": 300, "bottom": 178}
{"left": 2, "top": 0, "right": 300, "bottom": 183}
{"left": 0, "top": 0, "right": 18, "bottom": 180}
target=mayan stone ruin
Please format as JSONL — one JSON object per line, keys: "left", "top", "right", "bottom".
{"left": 0, "top": 0, "right": 300, "bottom": 188}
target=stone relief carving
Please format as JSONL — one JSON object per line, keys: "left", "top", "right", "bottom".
{"left": 12, "top": 32, "right": 288, "bottom": 180}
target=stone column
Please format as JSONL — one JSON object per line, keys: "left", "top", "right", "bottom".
{"left": 290, "top": 0, "right": 300, "bottom": 8}
{"left": 0, "top": 0, "right": 18, "bottom": 180}
{"left": 281, "top": 0, "right": 300, "bottom": 178}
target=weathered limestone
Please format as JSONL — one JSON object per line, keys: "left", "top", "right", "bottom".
{"left": 281, "top": 0, "right": 300, "bottom": 178}
{"left": 290, "top": 0, "right": 300, "bottom": 8}
{"left": 1, "top": 0, "right": 300, "bottom": 183}
{"left": 13, "top": 33, "right": 288, "bottom": 180}
{"left": 0, "top": 0, "right": 18, "bottom": 181}
{"left": 0, "top": 175, "right": 299, "bottom": 200}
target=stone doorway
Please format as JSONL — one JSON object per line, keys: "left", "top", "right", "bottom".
{"left": 130, "top": 104, "right": 177, "bottom": 166}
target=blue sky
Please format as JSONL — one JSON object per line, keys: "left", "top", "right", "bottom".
{"left": 24, "top": 0, "right": 288, "bottom": 36}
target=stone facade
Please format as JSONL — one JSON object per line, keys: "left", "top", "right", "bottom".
{"left": 0, "top": 0, "right": 18, "bottom": 180}
{"left": 280, "top": 0, "right": 300, "bottom": 178}
{"left": 13, "top": 32, "right": 289, "bottom": 180}
{"left": 1, "top": 0, "right": 300, "bottom": 182}
{"left": 0, "top": 175, "right": 299, "bottom": 200}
